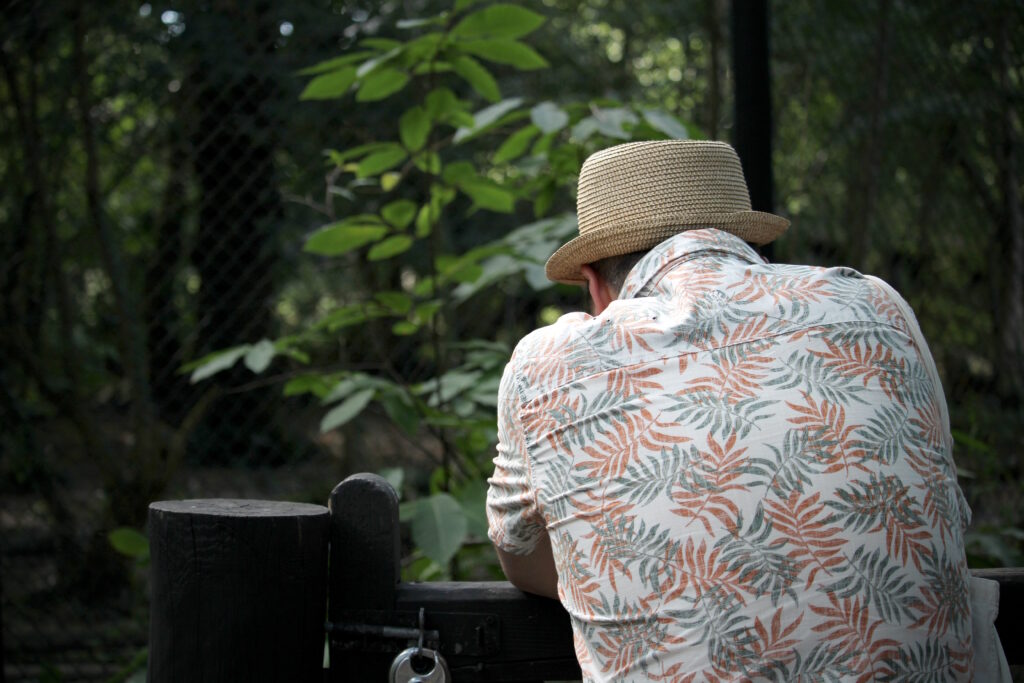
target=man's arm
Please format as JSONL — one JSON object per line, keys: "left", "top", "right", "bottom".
{"left": 495, "top": 532, "right": 558, "bottom": 600}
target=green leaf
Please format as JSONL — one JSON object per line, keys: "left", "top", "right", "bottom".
{"left": 403, "top": 33, "right": 445, "bottom": 62}
{"left": 451, "top": 56, "right": 500, "bottom": 102}
{"left": 392, "top": 320, "right": 420, "bottom": 336}
{"left": 410, "top": 493, "right": 468, "bottom": 565}
{"left": 243, "top": 339, "right": 276, "bottom": 373}
{"left": 458, "top": 178, "right": 515, "bottom": 212}
{"left": 378, "top": 393, "right": 419, "bottom": 436}
{"left": 355, "top": 46, "right": 404, "bottom": 78}
{"left": 189, "top": 346, "right": 249, "bottom": 383}
{"left": 414, "top": 151, "right": 441, "bottom": 174}
{"left": 452, "top": 479, "right": 489, "bottom": 538}
{"left": 642, "top": 109, "right": 690, "bottom": 139}
{"left": 381, "top": 199, "right": 418, "bottom": 228}
{"left": 368, "top": 235, "right": 414, "bottom": 261}
{"left": 304, "top": 223, "right": 389, "bottom": 256}
{"left": 297, "top": 52, "right": 374, "bottom": 76}
{"left": 425, "top": 87, "right": 464, "bottom": 121}
{"left": 374, "top": 291, "right": 413, "bottom": 314}
{"left": 530, "top": 101, "right": 568, "bottom": 134}
{"left": 378, "top": 467, "right": 405, "bottom": 497}
{"left": 320, "top": 388, "right": 375, "bottom": 432}
{"left": 592, "top": 106, "right": 637, "bottom": 139}
{"left": 414, "top": 300, "right": 443, "bottom": 322}
{"left": 356, "top": 68, "right": 410, "bottom": 102}
{"left": 441, "top": 160, "right": 477, "bottom": 185}
{"left": 451, "top": 4, "right": 545, "bottom": 39}
{"left": 380, "top": 172, "right": 402, "bottom": 191}
{"left": 570, "top": 116, "right": 600, "bottom": 141}
{"left": 453, "top": 97, "right": 524, "bottom": 142}
{"left": 460, "top": 39, "right": 548, "bottom": 70}
{"left": 283, "top": 374, "right": 336, "bottom": 398}
{"left": 415, "top": 205, "right": 435, "bottom": 237}
{"left": 326, "top": 142, "right": 396, "bottom": 166}
{"left": 300, "top": 67, "right": 357, "bottom": 100}
{"left": 399, "top": 106, "right": 431, "bottom": 152}
{"left": 397, "top": 16, "right": 445, "bottom": 30}
{"left": 494, "top": 124, "right": 539, "bottom": 163}
{"left": 361, "top": 38, "right": 402, "bottom": 50}
{"left": 108, "top": 528, "right": 150, "bottom": 560}
{"left": 356, "top": 146, "right": 408, "bottom": 177}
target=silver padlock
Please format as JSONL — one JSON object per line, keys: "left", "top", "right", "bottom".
{"left": 389, "top": 646, "right": 451, "bottom": 683}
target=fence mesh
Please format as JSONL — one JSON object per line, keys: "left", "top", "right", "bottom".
{"left": 2, "top": 0, "right": 1021, "bottom": 680}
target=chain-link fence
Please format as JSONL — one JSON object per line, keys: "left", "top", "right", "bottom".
{"left": 2, "top": 0, "right": 1022, "bottom": 680}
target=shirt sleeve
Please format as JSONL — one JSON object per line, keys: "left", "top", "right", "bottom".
{"left": 486, "top": 354, "right": 546, "bottom": 555}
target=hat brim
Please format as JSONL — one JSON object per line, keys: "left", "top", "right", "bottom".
{"left": 544, "top": 211, "right": 789, "bottom": 285}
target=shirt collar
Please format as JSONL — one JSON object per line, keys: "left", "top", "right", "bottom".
{"left": 618, "top": 228, "right": 766, "bottom": 300}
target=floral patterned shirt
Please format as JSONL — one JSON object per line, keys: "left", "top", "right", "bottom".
{"left": 487, "top": 229, "right": 973, "bottom": 682}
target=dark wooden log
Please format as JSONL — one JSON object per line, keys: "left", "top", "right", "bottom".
{"left": 327, "top": 473, "right": 401, "bottom": 681}
{"left": 148, "top": 499, "right": 329, "bottom": 683}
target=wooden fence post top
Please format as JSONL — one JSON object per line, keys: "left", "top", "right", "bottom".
{"left": 328, "top": 472, "right": 398, "bottom": 506}
{"left": 150, "top": 499, "right": 328, "bottom": 517}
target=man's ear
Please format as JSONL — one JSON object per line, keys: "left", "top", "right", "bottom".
{"left": 581, "top": 264, "right": 615, "bottom": 315}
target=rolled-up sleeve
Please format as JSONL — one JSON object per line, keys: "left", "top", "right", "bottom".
{"left": 486, "top": 356, "right": 546, "bottom": 555}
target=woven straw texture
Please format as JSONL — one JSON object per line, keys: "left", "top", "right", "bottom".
{"left": 545, "top": 140, "right": 789, "bottom": 284}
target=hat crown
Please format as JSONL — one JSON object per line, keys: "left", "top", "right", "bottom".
{"left": 576, "top": 140, "right": 753, "bottom": 237}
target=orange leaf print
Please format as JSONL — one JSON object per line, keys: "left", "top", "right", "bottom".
{"left": 764, "top": 491, "right": 845, "bottom": 588}
{"left": 670, "top": 434, "right": 748, "bottom": 534}
{"left": 575, "top": 408, "right": 689, "bottom": 480}
{"left": 809, "top": 594, "right": 899, "bottom": 681}
{"left": 810, "top": 338, "right": 904, "bottom": 403}
{"left": 786, "top": 392, "right": 869, "bottom": 476}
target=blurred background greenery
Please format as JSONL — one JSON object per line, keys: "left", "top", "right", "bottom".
{"left": 1, "top": 0, "right": 1021, "bottom": 680}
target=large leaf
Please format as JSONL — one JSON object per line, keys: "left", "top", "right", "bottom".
{"left": 189, "top": 346, "right": 249, "bottom": 383}
{"left": 368, "top": 235, "right": 414, "bottom": 260}
{"left": 399, "top": 106, "right": 431, "bottom": 152}
{"left": 460, "top": 39, "right": 548, "bottom": 70}
{"left": 320, "top": 388, "right": 375, "bottom": 432}
{"left": 356, "top": 146, "right": 408, "bottom": 177}
{"left": 326, "top": 142, "right": 397, "bottom": 166}
{"left": 453, "top": 97, "right": 524, "bottom": 142}
{"left": 243, "top": 339, "right": 276, "bottom": 373}
{"left": 297, "top": 51, "right": 374, "bottom": 76}
{"left": 451, "top": 4, "right": 545, "bottom": 39}
{"left": 300, "top": 66, "right": 357, "bottom": 100}
{"left": 452, "top": 479, "right": 490, "bottom": 538}
{"left": 305, "top": 223, "right": 388, "bottom": 256}
{"left": 458, "top": 177, "right": 514, "bottom": 212}
{"left": 409, "top": 493, "right": 468, "bottom": 565}
{"left": 593, "top": 107, "right": 638, "bottom": 139}
{"left": 643, "top": 109, "right": 690, "bottom": 140}
{"left": 356, "top": 68, "right": 410, "bottom": 102}
{"left": 494, "top": 124, "right": 539, "bottom": 163}
{"left": 451, "top": 56, "right": 500, "bottom": 102}
{"left": 530, "top": 101, "right": 569, "bottom": 134}
{"left": 382, "top": 199, "right": 417, "bottom": 228}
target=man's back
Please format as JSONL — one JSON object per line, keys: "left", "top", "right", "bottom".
{"left": 487, "top": 228, "right": 973, "bottom": 682}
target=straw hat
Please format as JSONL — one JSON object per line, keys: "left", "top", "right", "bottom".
{"left": 545, "top": 140, "right": 790, "bottom": 284}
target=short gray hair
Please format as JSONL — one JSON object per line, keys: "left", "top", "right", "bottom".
{"left": 590, "top": 250, "right": 647, "bottom": 296}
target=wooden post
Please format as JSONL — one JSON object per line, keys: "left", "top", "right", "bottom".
{"left": 731, "top": 0, "right": 776, "bottom": 261}
{"left": 327, "top": 473, "right": 401, "bottom": 681}
{"left": 148, "top": 499, "right": 329, "bottom": 683}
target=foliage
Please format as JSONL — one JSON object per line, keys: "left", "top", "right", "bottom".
{"left": 189, "top": 0, "right": 694, "bottom": 577}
